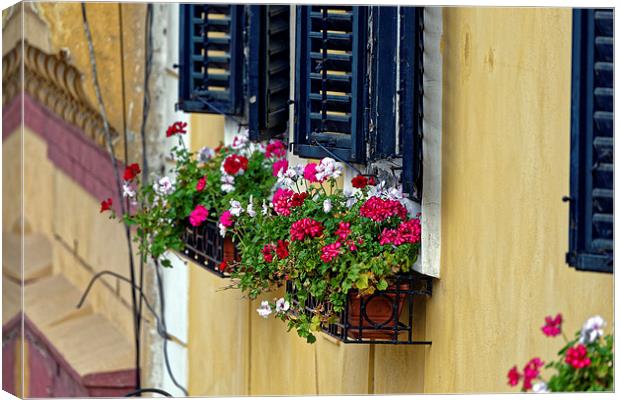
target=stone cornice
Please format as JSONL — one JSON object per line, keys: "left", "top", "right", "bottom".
{"left": 2, "top": 41, "right": 120, "bottom": 148}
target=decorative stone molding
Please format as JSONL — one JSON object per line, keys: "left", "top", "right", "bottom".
{"left": 2, "top": 41, "right": 120, "bottom": 148}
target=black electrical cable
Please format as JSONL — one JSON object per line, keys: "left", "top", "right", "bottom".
{"left": 136, "top": 5, "right": 153, "bottom": 391}
{"left": 81, "top": 3, "right": 142, "bottom": 391}
{"left": 124, "top": 388, "right": 172, "bottom": 397}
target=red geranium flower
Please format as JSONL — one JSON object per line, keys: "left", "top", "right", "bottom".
{"left": 360, "top": 196, "right": 408, "bottom": 222}
{"left": 223, "top": 154, "right": 249, "bottom": 175}
{"left": 291, "top": 192, "right": 308, "bottom": 207}
{"left": 166, "top": 121, "right": 187, "bottom": 137}
{"left": 351, "top": 175, "right": 369, "bottom": 189}
{"left": 219, "top": 260, "right": 228, "bottom": 272}
{"left": 507, "top": 366, "right": 521, "bottom": 387}
{"left": 321, "top": 242, "right": 342, "bottom": 263}
{"left": 335, "top": 222, "right": 351, "bottom": 241}
{"left": 290, "top": 218, "right": 324, "bottom": 241}
{"left": 275, "top": 240, "right": 289, "bottom": 259}
{"left": 265, "top": 140, "right": 287, "bottom": 158}
{"left": 262, "top": 244, "right": 275, "bottom": 263}
{"left": 123, "top": 163, "right": 141, "bottom": 181}
{"left": 565, "top": 344, "right": 591, "bottom": 369}
{"left": 522, "top": 358, "right": 544, "bottom": 390}
{"left": 196, "top": 176, "right": 207, "bottom": 192}
{"left": 100, "top": 198, "right": 113, "bottom": 213}
{"left": 541, "top": 313, "right": 563, "bottom": 337}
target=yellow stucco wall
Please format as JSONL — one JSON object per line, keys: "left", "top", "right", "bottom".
{"left": 37, "top": 2, "right": 146, "bottom": 162}
{"left": 424, "top": 7, "right": 613, "bottom": 393}
{"left": 186, "top": 7, "right": 613, "bottom": 395}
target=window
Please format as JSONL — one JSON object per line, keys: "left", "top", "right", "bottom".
{"left": 567, "top": 9, "right": 614, "bottom": 273}
{"left": 247, "top": 5, "right": 291, "bottom": 140}
{"left": 178, "top": 4, "right": 291, "bottom": 140}
{"left": 293, "top": 6, "right": 424, "bottom": 199}
{"left": 294, "top": 6, "right": 369, "bottom": 162}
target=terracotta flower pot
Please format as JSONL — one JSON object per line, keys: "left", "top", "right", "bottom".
{"left": 346, "top": 283, "right": 410, "bottom": 340}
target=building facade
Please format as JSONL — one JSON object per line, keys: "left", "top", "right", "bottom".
{"left": 2, "top": 2, "right": 614, "bottom": 396}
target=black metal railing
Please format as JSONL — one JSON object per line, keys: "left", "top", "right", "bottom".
{"left": 179, "top": 219, "right": 237, "bottom": 278}
{"left": 287, "top": 272, "right": 432, "bottom": 344}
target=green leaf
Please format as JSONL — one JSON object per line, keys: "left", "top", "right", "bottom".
{"left": 355, "top": 272, "right": 369, "bottom": 289}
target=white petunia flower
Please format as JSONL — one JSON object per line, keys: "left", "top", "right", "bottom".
{"left": 218, "top": 223, "right": 227, "bottom": 237}
{"left": 278, "top": 167, "right": 298, "bottom": 187}
{"left": 532, "top": 382, "right": 549, "bottom": 393}
{"left": 256, "top": 301, "right": 272, "bottom": 318}
{"left": 229, "top": 200, "right": 244, "bottom": 216}
{"left": 247, "top": 196, "right": 256, "bottom": 217}
{"left": 221, "top": 184, "right": 235, "bottom": 193}
{"left": 275, "top": 298, "right": 290, "bottom": 313}
{"left": 220, "top": 174, "right": 235, "bottom": 193}
{"left": 153, "top": 176, "right": 174, "bottom": 196}
{"left": 323, "top": 199, "right": 332, "bottom": 213}
{"left": 580, "top": 315, "right": 606, "bottom": 344}
{"left": 198, "top": 146, "right": 215, "bottom": 162}
{"left": 262, "top": 199, "right": 269, "bottom": 215}
{"left": 123, "top": 182, "right": 136, "bottom": 198}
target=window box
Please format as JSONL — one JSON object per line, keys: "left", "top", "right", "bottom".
{"left": 287, "top": 273, "right": 432, "bottom": 344}
{"left": 180, "top": 217, "right": 238, "bottom": 278}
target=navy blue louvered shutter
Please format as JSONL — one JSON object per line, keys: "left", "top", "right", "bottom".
{"left": 178, "top": 4, "right": 243, "bottom": 115}
{"left": 567, "top": 9, "right": 614, "bottom": 273}
{"left": 248, "top": 5, "right": 291, "bottom": 141}
{"left": 399, "top": 7, "right": 424, "bottom": 202}
{"left": 294, "top": 6, "right": 368, "bottom": 163}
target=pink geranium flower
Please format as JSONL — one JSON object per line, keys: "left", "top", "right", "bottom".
{"left": 273, "top": 188, "right": 294, "bottom": 216}
{"left": 522, "top": 358, "right": 544, "bottom": 390}
{"left": 359, "top": 196, "right": 408, "bottom": 222}
{"left": 565, "top": 345, "right": 591, "bottom": 369}
{"left": 266, "top": 140, "right": 287, "bottom": 158}
{"left": 189, "top": 205, "right": 209, "bottom": 227}
{"left": 219, "top": 210, "right": 234, "bottom": 227}
{"left": 303, "top": 163, "right": 319, "bottom": 182}
{"left": 320, "top": 242, "right": 342, "bottom": 263}
{"left": 290, "top": 218, "right": 324, "bottom": 241}
{"left": 507, "top": 366, "right": 521, "bottom": 387}
{"left": 272, "top": 159, "right": 289, "bottom": 177}
{"left": 541, "top": 313, "right": 563, "bottom": 337}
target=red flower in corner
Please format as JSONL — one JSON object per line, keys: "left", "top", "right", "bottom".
{"left": 541, "top": 313, "right": 563, "bottom": 337}
{"left": 123, "top": 163, "right": 141, "bottom": 181}
{"left": 100, "top": 198, "right": 113, "bottom": 213}
{"left": 166, "top": 121, "right": 187, "bottom": 137}
{"left": 262, "top": 244, "right": 275, "bottom": 263}
{"left": 507, "top": 366, "right": 521, "bottom": 387}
